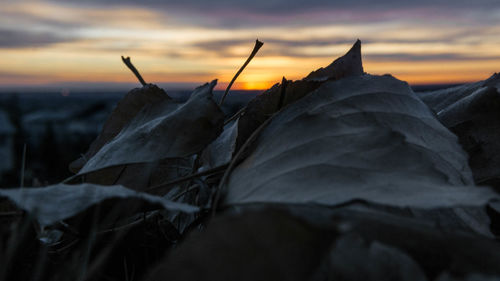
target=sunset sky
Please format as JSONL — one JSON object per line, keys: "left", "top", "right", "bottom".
{"left": 1, "top": 0, "right": 499, "bottom": 91}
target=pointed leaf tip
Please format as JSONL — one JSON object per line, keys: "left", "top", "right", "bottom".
{"left": 304, "top": 39, "right": 364, "bottom": 82}
{"left": 344, "top": 39, "right": 361, "bottom": 57}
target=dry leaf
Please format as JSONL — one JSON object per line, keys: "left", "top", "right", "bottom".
{"left": 419, "top": 73, "right": 500, "bottom": 187}
{"left": 418, "top": 73, "right": 500, "bottom": 113}
{"left": 79, "top": 80, "right": 224, "bottom": 174}
{"left": 201, "top": 119, "right": 239, "bottom": 169}
{"left": 304, "top": 38, "right": 364, "bottom": 82}
{"left": 223, "top": 75, "right": 497, "bottom": 210}
{"left": 235, "top": 40, "right": 364, "bottom": 151}
{"left": 0, "top": 184, "right": 198, "bottom": 227}
{"left": 69, "top": 84, "right": 170, "bottom": 173}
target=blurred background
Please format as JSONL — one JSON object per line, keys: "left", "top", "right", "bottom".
{"left": 0, "top": 90, "right": 257, "bottom": 187}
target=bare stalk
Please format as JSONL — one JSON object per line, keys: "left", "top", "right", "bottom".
{"left": 219, "top": 39, "right": 264, "bottom": 106}
{"left": 20, "top": 143, "right": 26, "bottom": 188}
{"left": 211, "top": 114, "right": 274, "bottom": 216}
{"left": 224, "top": 106, "right": 247, "bottom": 125}
{"left": 121, "top": 56, "right": 147, "bottom": 86}
{"left": 146, "top": 164, "right": 229, "bottom": 195}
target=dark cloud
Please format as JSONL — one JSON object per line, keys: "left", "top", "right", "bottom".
{"left": 54, "top": 0, "right": 500, "bottom": 12}
{"left": 267, "top": 38, "right": 367, "bottom": 47}
{"left": 190, "top": 38, "right": 365, "bottom": 58}
{"left": 187, "top": 37, "right": 500, "bottom": 62}
{"left": 20, "top": 0, "right": 499, "bottom": 31}
{"left": 366, "top": 53, "right": 499, "bottom": 62}
{"left": 192, "top": 39, "right": 247, "bottom": 54}
{"left": 195, "top": 38, "right": 362, "bottom": 50}
{"left": 0, "top": 28, "right": 73, "bottom": 49}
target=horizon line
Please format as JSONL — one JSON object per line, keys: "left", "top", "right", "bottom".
{"left": 0, "top": 79, "right": 470, "bottom": 93}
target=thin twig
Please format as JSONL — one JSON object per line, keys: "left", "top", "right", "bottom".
{"left": 20, "top": 143, "right": 26, "bottom": 188}
{"left": 112, "top": 165, "right": 127, "bottom": 185}
{"left": 224, "top": 106, "right": 247, "bottom": 125}
{"left": 47, "top": 238, "right": 80, "bottom": 254}
{"left": 211, "top": 114, "right": 276, "bottom": 216}
{"left": 61, "top": 164, "right": 125, "bottom": 185}
{"left": 121, "top": 56, "right": 147, "bottom": 86}
{"left": 55, "top": 221, "right": 81, "bottom": 237}
{"left": 210, "top": 80, "right": 294, "bottom": 215}
{"left": 84, "top": 211, "right": 156, "bottom": 235}
{"left": 172, "top": 184, "right": 200, "bottom": 201}
{"left": 0, "top": 211, "right": 24, "bottom": 217}
{"left": 146, "top": 164, "right": 229, "bottom": 195}
{"left": 219, "top": 39, "right": 264, "bottom": 106}
{"left": 61, "top": 173, "right": 80, "bottom": 184}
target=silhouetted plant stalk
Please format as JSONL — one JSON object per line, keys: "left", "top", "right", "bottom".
{"left": 121, "top": 56, "right": 147, "bottom": 86}
{"left": 146, "top": 164, "right": 229, "bottom": 196}
{"left": 219, "top": 39, "right": 264, "bottom": 106}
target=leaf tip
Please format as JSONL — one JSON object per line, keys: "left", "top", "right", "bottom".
{"left": 209, "top": 79, "right": 218, "bottom": 89}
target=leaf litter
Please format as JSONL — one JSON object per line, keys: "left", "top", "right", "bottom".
{"left": 2, "top": 39, "right": 500, "bottom": 281}
{"left": 419, "top": 73, "right": 500, "bottom": 188}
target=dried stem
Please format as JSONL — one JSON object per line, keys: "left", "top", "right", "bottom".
{"left": 0, "top": 211, "right": 24, "bottom": 218}
{"left": 20, "top": 143, "right": 26, "bottom": 188}
{"left": 96, "top": 211, "right": 157, "bottom": 235}
{"left": 211, "top": 77, "right": 293, "bottom": 215}
{"left": 171, "top": 184, "right": 200, "bottom": 201}
{"left": 121, "top": 56, "right": 147, "bottom": 86}
{"left": 219, "top": 39, "right": 264, "bottom": 106}
{"left": 211, "top": 114, "right": 275, "bottom": 216}
{"left": 146, "top": 164, "right": 229, "bottom": 195}
{"left": 224, "top": 106, "right": 247, "bottom": 125}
